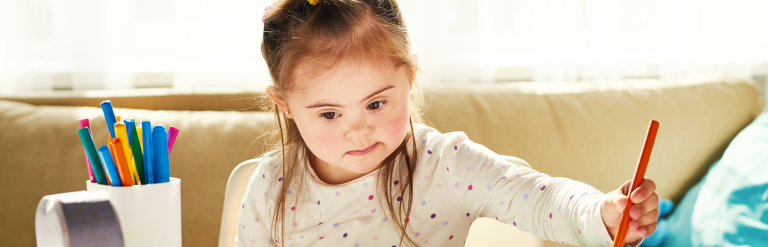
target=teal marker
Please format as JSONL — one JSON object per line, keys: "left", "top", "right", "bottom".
{"left": 78, "top": 127, "right": 108, "bottom": 185}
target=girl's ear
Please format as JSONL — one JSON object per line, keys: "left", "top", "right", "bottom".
{"left": 267, "top": 86, "right": 292, "bottom": 118}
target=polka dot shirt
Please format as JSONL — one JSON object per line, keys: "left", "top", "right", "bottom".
{"left": 236, "top": 125, "right": 628, "bottom": 246}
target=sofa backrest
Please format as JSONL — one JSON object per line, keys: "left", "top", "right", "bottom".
{"left": 0, "top": 76, "right": 761, "bottom": 247}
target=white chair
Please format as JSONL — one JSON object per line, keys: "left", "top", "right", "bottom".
{"left": 218, "top": 156, "right": 541, "bottom": 247}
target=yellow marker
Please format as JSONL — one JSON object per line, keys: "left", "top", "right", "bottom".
{"left": 114, "top": 122, "right": 141, "bottom": 185}
{"left": 137, "top": 127, "right": 143, "bottom": 149}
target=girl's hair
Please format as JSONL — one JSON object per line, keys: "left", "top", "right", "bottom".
{"left": 260, "top": 0, "right": 423, "bottom": 246}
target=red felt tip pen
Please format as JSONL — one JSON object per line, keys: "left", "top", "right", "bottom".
{"left": 613, "top": 120, "right": 659, "bottom": 247}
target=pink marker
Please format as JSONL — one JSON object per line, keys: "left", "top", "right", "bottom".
{"left": 79, "top": 119, "right": 96, "bottom": 182}
{"left": 167, "top": 126, "right": 179, "bottom": 154}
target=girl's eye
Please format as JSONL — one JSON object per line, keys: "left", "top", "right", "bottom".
{"left": 321, "top": 112, "right": 339, "bottom": 120}
{"left": 367, "top": 100, "right": 387, "bottom": 110}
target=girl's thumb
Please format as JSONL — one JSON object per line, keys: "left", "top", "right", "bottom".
{"left": 607, "top": 192, "right": 629, "bottom": 213}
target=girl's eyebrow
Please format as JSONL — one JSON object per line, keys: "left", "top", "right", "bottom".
{"left": 305, "top": 85, "right": 395, "bottom": 109}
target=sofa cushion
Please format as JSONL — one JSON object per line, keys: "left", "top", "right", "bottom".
{"left": 423, "top": 77, "right": 762, "bottom": 208}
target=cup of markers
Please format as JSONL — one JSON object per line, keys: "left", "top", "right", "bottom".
{"left": 77, "top": 100, "right": 182, "bottom": 247}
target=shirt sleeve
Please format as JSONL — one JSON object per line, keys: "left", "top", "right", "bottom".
{"left": 425, "top": 129, "right": 622, "bottom": 247}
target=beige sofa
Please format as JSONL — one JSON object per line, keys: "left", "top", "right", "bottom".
{"left": 0, "top": 76, "right": 762, "bottom": 247}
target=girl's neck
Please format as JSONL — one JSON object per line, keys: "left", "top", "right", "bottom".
{"left": 309, "top": 153, "right": 377, "bottom": 185}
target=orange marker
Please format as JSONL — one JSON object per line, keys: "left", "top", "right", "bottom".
{"left": 109, "top": 138, "right": 134, "bottom": 186}
{"left": 613, "top": 120, "right": 659, "bottom": 247}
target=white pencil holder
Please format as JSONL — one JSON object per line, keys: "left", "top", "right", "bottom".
{"left": 86, "top": 177, "right": 182, "bottom": 247}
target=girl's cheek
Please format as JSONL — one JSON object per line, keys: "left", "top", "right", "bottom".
{"left": 380, "top": 102, "right": 410, "bottom": 142}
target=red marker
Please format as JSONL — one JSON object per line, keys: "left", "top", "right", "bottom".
{"left": 613, "top": 120, "right": 659, "bottom": 247}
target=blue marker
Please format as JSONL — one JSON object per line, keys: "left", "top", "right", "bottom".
{"left": 124, "top": 119, "right": 135, "bottom": 145}
{"left": 152, "top": 125, "right": 170, "bottom": 183}
{"left": 100, "top": 100, "right": 117, "bottom": 139}
{"left": 78, "top": 127, "right": 108, "bottom": 185}
{"left": 142, "top": 120, "right": 154, "bottom": 184}
{"left": 97, "top": 145, "right": 122, "bottom": 186}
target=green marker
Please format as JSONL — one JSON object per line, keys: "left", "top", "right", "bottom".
{"left": 127, "top": 119, "right": 145, "bottom": 184}
{"left": 78, "top": 127, "right": 108, "bottom": 185}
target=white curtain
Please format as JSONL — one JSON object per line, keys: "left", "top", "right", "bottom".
{"left": 2, "top": 0, "right": 768, "bottom": 95}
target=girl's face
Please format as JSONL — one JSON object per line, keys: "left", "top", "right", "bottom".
{"left": 273, "top": 59, "right": 412, "bottom": 184}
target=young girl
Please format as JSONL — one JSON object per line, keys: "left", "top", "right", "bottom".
{"left": 237, "top": 0, "right": 659, "bottom": 246}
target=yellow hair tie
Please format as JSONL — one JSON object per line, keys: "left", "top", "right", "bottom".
{"left": 308, "top": 0, "right": 320, "bottom": 5}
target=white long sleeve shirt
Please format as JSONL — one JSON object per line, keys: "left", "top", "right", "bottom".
{"left": 236, "top": 124, "right": 623, "bottom": 246}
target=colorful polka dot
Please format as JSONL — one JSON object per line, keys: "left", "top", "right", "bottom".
{"left": 353, "top": 210, "right": 358, "bottom": 214}
{"left": 262, "top": 174, "right": 265, "bottom": 178}
{"left": 515, "top": 174, "right": 520, "bottom": 177}
{"left": 373, "top": 235, "right": 378, "bottom": 240}
{"left": 499, "top": 201, "right": 503, "bottom": 205}
{"left": 300, "top": 235, "right": 304, "bottom": 239}
{"left": 513, "top": 221, "right": 517, "bottom": 226}
{"left": 443, "top": 221, "right": 448, "bottom": 225}
{"left": 335, "top": 192, "right": 340, "bottom": 196}
{"left": 363, "top": 182, "right": 368, "bottom": 187}
{"left": 287, "top": 190, "right": 292, "bottom": 194}
{"left": 541, "top": 185, "right": 546, "bottom": 190}
{"left": 272, "top": 165, "right": 278, "bottom": 169}
{"left": 278, "top": 177, "right": 283, "bottom": 182}
{"left": 415, "top": 232, "right": 420, "bottom": 237}
{"left": 466, "top": 213, "right": 470, "bottom": 217}
{"left": 355, "top": 244, "right": 360, "bottom": 247}
{"left": 397, "top": 196, "right": 402, "bottom": 201}
{"left": 468, "top": 185, "right": 473, "bottom": 190}
{"left": 343, "top": 233, "right": 348, "bottom": 238}
{"left": 437, "top": 184, "right": 442, "bottom": 189}
{"left": 292, "top": 222, "right": 297, "bottom": 226}
{"left": 424, "top": 175, "right": 430, "bottom": 179}
{"left": 421, "top": 140, "right": 426, "bottom": 144}
{"left": 523, "top": 194, "right": 529, "bottom": 200}
{"left": 290, "top": 206, "right": 295, "bottom": 211}
{"left": 487, "top": 185, "right": 492, "bottom": 190}
{"left": 334, "top": 223, "right": 339, "bottom": 227}
{"left": 421, "top": 201, "right": 426, "bottom": 205}
{"left": 368, "top": 195, "right": 374, "bottom": 200}
{"left": 454, "top": 182, "right": 459, "bottom": 188}
{"left": 255, "top": 217, "right": 259, "bottom": 222}
{"left": 465, "top": 166, "right": 470, "bottom": 171}
{"left": 383, "top": 217, "right": 388, "bottom": 222}
{"left": 394, "top": 180, "right": 399, "bottom": 185}
{"left": 371, "top": 209, "right": 376, "bottom": 213}
{"left": 318, "top": 200, "right": 320, "bottom": 205}
{"left": 431, "top": 213, "right": 436, "bottom": 218}
{"left": 549, "top": 213, "right": 552, "bottom": 219}
{"left": 427, "top": 150, "right": 432, "bottom": 154}
{"left": 449, "top": 235, "right": 454, "bottom": 240}
{"left": 454, "top": 146, "right": 458, "bottom": 150}
{"left": 319, "top": 236, "right": 324, "bottom": 239}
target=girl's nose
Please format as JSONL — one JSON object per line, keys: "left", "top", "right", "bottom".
{"left": 345, "top": 117, "right": 372, "bottom": 140}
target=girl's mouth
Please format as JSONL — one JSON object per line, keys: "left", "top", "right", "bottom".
{"left": 346, "top": 142, "right": 379, "bottom": 156}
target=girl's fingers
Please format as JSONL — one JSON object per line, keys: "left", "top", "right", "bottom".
{"left": 631, "top": 178, "right": 657, "bottom": 203}
{"left": 636, "top": 208, "right": 660, "bottom": 227}
{"left": 630, "top": 192, "right": 659, "bottom": 219}
{"left": 638, "top": 222, "right": 658, "bottom": 238}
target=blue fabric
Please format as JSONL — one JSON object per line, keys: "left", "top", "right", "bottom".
{"left": 659, "top": 172, "right": 707, "bottom": 247}
{"left": 690, "top": 107, "right": 768, "bottom": 246}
